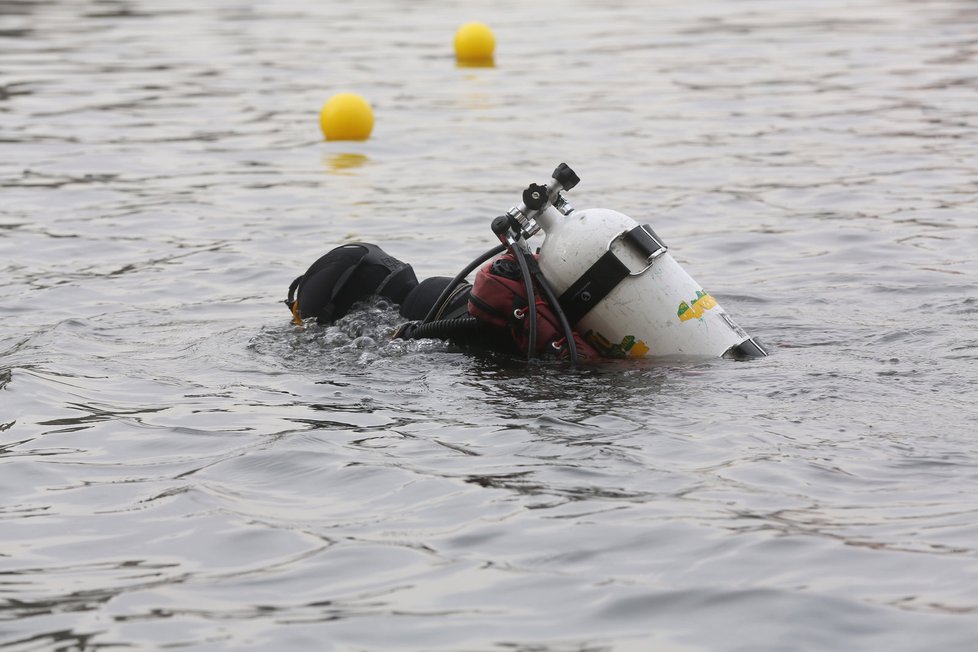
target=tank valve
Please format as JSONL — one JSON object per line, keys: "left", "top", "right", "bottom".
{"left": 552, "top": 162, "right": 580, "bottom": 191}
{"left": 553, "top": 192, "right": 574, "bottom": 215}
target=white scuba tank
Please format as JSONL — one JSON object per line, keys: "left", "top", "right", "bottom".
{"left": 535, "top": 205, "right": 756, "bottom": 359}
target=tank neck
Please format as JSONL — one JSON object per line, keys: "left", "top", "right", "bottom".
{"left": 535, "top": 205, "right": 565, "bottom": 234}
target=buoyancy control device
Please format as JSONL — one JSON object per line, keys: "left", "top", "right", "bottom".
{"left": 466, "top": 253, "right": 600, "bottom": 361}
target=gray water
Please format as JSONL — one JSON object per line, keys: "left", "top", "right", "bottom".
{"left": 2, "top": 0, "right": 978, "bottom": 650}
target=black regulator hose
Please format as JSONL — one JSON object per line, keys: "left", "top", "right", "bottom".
{"left": 491, "top": 215, "right": 538, "bottom": 360}
{"left": 507, "top": 242, "right": 538, "bottom": 360}
{"left": 394, "top": 316, "right": 481, "bottom": 341}
{"left": 422, "top": 244, "right": 506, "bottom": 325}
{"left": 418, "top": 216, "right": 575, "bottom": 363}
{"left": 527, "top": 256, "right": 578, "bottom": 365}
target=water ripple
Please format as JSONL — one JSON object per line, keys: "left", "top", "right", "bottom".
{"left": 3, "top": 0, "right": 978, "bottom": 650}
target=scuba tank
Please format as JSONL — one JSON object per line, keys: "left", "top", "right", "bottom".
{"left": 469, "top": 163, "right": 767, "bottom": 360}
{"left": 536, "top": 209, "right": 764, "bottom": 359}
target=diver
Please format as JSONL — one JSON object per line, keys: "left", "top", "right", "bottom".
{"left": 285, "top": 164, "right": 767, "bottom": 363}
{"left": 284, "top": 240, "right": 598, "bottom": 361}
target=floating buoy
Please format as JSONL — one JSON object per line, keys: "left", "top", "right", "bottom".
{"left": 454, "top": 22, "right": 495, "bottom": 64}
{"left": 319, "top": 93, "right": 374, "bottom": 141}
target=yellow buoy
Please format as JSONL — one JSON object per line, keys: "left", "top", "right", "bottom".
{"left": 454, "top": 22, "right": 495, "bottom": 64}
{"left": 319, "top": 93, "right": 374, "bottom": 141}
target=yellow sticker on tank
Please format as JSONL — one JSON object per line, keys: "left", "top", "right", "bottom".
{"left": 677, "top": 290, "right": 718, "bottom": 322}
{"left": 585, "top": 331, "right": 650, "bottom": 358}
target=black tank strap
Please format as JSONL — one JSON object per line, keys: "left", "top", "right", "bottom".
{"left": 623, "top": 223, "right": 667, "bottom": 260}
{"left": 557, "top": 251, "right": 630, "bottom": 327}
{"left": 557, "top": 223, "right": 667, "bottom": 326}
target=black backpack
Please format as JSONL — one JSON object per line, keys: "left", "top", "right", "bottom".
{"left": 285, "top": 243, "right": 418, "bottom": 324}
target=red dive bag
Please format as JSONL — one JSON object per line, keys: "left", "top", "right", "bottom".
{"left": 467, "top": 254, "right": 599, "bottom": 361}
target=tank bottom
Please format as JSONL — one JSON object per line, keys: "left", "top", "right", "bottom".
{"left": 723, "top": 337, "right": 768, "bottom": 359}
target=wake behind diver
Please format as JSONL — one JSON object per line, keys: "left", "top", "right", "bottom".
{"left": 285, "top": 163, "right": 767, "bottom": 364}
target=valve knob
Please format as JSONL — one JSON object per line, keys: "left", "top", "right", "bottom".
{"left": 522, "top": 183, "right": 549, "bottom": 210}
{"left": 552, "top": 162, "right": 580, "bottom": 191}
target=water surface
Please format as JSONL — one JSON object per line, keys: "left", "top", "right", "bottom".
{"left": 2, "top": 0, "right": 978, "bottom": 650}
